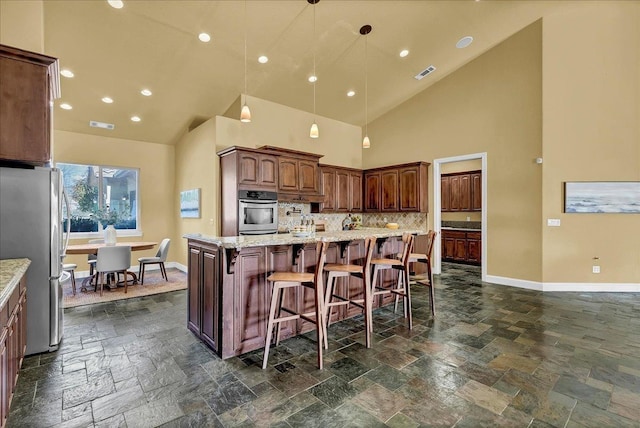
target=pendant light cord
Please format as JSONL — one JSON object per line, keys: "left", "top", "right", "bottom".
{"left": 313, "top": 3, "right": 316, "bottom": 119}
{"left": 364, "top": 30, "right": 368, "bottom": 137}
{"left": 244, "top": 0, "right": 247, "bottom": 104}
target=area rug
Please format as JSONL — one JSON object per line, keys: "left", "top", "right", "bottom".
{"left": 63, "top": 268, "right": 187, "bottom": 308}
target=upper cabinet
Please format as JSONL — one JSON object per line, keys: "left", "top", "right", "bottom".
{"left": 364, "top": 162, "right": 429, "bottom": 213}
{"left": 319, "top": 165, "right": 362, "bottom": 213}
{"left": 441, "top": 170, "right": 481, "bottom": 212}
{"left": 0, "top": 44, "right": 60, "bottom": 166}
{"left": 218, "top": 146, "right": 278, "bottom": 191}
{"left": 259, "top": 146, "right": 323, "bottom": 202}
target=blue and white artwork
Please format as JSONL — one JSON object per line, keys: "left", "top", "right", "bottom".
{"left": 564, "top": 182, "right": 640, "bottom": 213}
{"left": 180, "top": 188, "right": 201, "bottom": 218}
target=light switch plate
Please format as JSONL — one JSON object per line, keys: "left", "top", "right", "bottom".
{"left": 547, "top": 219, "right": 561, "bottom": 227}
{"left": 592, "top": 265, "right": 600, "bottom": 274}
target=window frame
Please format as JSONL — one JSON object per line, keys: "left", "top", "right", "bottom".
{"left": 57, "top": 162, "right": 142, "bottom": 239}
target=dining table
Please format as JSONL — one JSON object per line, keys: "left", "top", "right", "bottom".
{"left": 66, "top": 241, "right": 157, "bottom": 291}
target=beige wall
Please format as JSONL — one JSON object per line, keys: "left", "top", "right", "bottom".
{"left": 54, "top": 130, "right": 176, "bottom": 269}
{"left": 174, "top": 118, "right": 218, "bottom": 267}
{"left": 541, "top": 2, "right": 640, "bottom": 283}
{"left": 365, "top": 21, "right": 544, "bottom": 282}
{"left": 0, "top": 0, "right": 44, "bottom": 53}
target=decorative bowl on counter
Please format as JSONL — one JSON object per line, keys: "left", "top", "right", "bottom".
{"left": 385, "top": 223, "right": 399, "bottom": 229}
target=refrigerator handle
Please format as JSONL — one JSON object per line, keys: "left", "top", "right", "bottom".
{"left": 62, "top": 189, "right": 71, "bottom": 256}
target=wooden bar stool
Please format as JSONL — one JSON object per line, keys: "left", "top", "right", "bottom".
{"left": 323, "top": 236, "right": 376, "bottom": 348}
{"left": 263, "top": 240, "right": 329, "bottom": 370}
{"left": 370, "top": 233, "right": 414, "bottom": 330}
{"left": 407, "top": 230, "right": 437, "bottom": 317}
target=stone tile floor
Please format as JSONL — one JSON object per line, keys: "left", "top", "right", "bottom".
{"left": 8, "top": 263, "right": 640, "bottom": 427}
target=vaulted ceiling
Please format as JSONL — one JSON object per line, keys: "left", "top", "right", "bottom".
{"left": 43, "top": 0, "right": 563, "bottom": 145}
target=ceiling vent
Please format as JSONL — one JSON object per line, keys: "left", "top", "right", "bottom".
{"left": 89, "top": 120, "right": 115, "bottom": 130}
{"left": 414, "top": 65, "right": 436, "bottom": 80}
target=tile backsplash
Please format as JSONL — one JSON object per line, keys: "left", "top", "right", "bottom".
{"left": 278, "top": 202, "right": 428, "bottom": 232}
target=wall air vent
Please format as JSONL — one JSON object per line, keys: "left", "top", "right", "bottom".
{"left": 414, "top": 65, "right": 436, "bottom": 80}
{"left": 89, "top": 120, "right": 115, "bottom": 130}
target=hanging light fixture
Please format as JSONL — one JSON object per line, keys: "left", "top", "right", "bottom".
{"left": 240, "top": 0, "right": 251, "bottom": 123}
{"left": 361, "top": 25, "right": 372, "bottom": 148}
{"left": 309, "top": 0, "right": 319, "bottom": 139}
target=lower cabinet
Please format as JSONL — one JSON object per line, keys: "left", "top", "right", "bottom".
{"left": 187, "top": 242, "right": 220, "bottom": 354}
{"left": 441, "top": 230, "right": 481, "bottom": 265}
{"left": 1, "top": 273, "right": 27, "bottom": 427}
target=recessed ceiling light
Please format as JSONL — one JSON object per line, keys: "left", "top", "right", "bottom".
{"left": 308, "top": 75, "right": 317, "bottom": 83}
{"left": 107, "top": 0, "right": 124, "bottom": 9}
{"left": 258, "top": 55, "right": 269, "bottom": 64}
{"left": 198, "top": 33, "right": 211, "bottom": 43}
{"left": 60, "top": 103, "right": 72, "bottom": 110}
{"left": 101, "top": 97, "right": 113, "bottom": 104}
{"left": 60, "top": 69, "right": 74, "bottom": 78}
{"left": 456, "top": 36, "right": 474, "bottom": 49}
{"left": 131, "top": 116, "right": 141, "bottom": 122}
{"left": 140, "top": 89, "right": 152, "bottom": 96}
{"left": 399, "top": 49, "right": 409, "bottom": 58}
{"left": 347, "top": 90, "right": 355, "bottom": 97}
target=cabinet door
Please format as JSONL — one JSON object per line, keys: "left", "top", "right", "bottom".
{"left": 335, "top": 169, "right": 350, "bottom": 212}
{"left": 234, "top": 248, "right": 267, "bottom": 354}
{"left": 278, "top": 158, "right": 299, "bottom": 192}
{"left": 298, "top": 160, "right": 318, "bottom": 193}
{"left": 259, "top": 155, "right": 278, "bottom": 187}
{"left": 201, "top": 249, "right": 219, "bottom": 351}
{"left": 17, "top": 291, "right": 26, "bottom": 368}
{"left": 471, "top": 172, "right": 482, "bottom": 211}
{"left": 399, "top": 167, "right": 419, "bottom": 211}
{"left": 364, "top": 172, "right": 381, "bottom": 212}
{"left": 442, "top": 231, "right": 466, "bottom": 261}
{"left": 467, "top": 232, "right": 481, "bottom": 264}
{"left": 238, "top": 153, "right": 260, "bottom": 186}
{"left": 441, "top": 176, "right": 451, "bottom": 212}
{"left": 449, "top": 175, "right": 461, "bottom": 211}
{"left": 187, "top": 246, "right": 201, "bottom": 334}
{"left": 0, "top": 54, "right": 51, "bottom": 165}
{"left": 350, "top": 172, "right": 363, "bottom": 212}
{"left": 459, "top": 174, "right": 471, "bottom": 211}
{"left": 454, "top": 236, "right": 468, "bottom": 261}
{"left": 320, "top": 168, "right": 336, "bottom": 212}
{"left": 381, "top": 170, "right": 399, "bottom": 212}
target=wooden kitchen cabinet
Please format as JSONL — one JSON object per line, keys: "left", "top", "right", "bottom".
{"left": 319, "top": 165, "right": 363, "bottom": 213}
{"left": 441, "top": 229, "right": 481, "bottom": 265}
{"left": 1, "top": 270, "right": 27, "bottom": 427}
{"left": 257, "top": 146, "right": 324, "bottom": 202}
{"left": 441, "top": 170, "right": 481, "bottom": 212}
{"left": 238, "top": 152, "right": 278, "bottom": 189}
{"left": 364, "top": 162, "right": 429, "bottom": 213}
{"left": 187, "top": 242, "right": 220, "bottom": 354}
{"left": 0, "top": 44, "right": 60, "bottom": 166}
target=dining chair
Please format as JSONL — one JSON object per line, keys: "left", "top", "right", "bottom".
{"left": 263, "top": 240, "right": 328, "bottom": 370}
{"left": 62, "top": 263, "right": 77, "bottom": 295}
{"left": 137, "top": 238, "right": 171, "bottom": 284}
{"left": 95, "top": 245, "right": 131, "bottom": 296}
{"left": 87, "top": 238, "right": 104, "bottom": 282}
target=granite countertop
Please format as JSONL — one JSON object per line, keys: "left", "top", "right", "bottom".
{"left": 184, "top": 228, "right": 426, "bottom": 250}
{"left": 441, "top": 227, "right": 482, "bottom": 232}
{"left": 0, "top": 258, "right": 30, "bottom": 309}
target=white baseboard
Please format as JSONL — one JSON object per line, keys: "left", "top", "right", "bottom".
{"left": 75, "top": 260, "right": 186, "bottom": 279}
{"left": 485, "top": 275, "right": 640, "bottom": 292}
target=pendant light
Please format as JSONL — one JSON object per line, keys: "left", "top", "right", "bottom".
{"left": 240, "top": 0, "right": 251, "bottom": 123}
{"left": 361, "top": 24, "right": 372, "bottom": 148}
{"left": 309, "top": 0, "right": 319, "bottom": 139}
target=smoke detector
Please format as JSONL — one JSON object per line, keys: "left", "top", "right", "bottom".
{"left": 89, "top": 120, "right": 115, "bottom": 130}
{"left": 414, "top": 65, "right": 436, "bottom": 80}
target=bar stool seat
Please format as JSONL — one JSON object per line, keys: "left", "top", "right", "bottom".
{"left": 370, "top": 233, "right": 415, "bottom": 330}
{"left": 323, "top": 236, "right": 376, "bottom": 348}
{"left": 263, "top": 240, "right": 328, "bottom": 370}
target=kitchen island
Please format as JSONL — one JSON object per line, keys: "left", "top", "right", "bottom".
{"left": 184, "top": 228, "right": 425, "bottom": 359}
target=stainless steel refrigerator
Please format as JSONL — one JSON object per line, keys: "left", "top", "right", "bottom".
{"left": 0, "top": 166, "right": 69, "bottom": 355}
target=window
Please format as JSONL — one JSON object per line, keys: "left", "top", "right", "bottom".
{"left": 58, "top": 163, "right": 139, "bottom": 235}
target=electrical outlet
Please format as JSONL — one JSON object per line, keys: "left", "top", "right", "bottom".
{"left": 592, "top": 265, "right": 600, "bottom": 274}
{"left": 466, "top": 216, "right": 471, "bottom": 222}
{"left": 547, "top": 219, "right": 561, "bottom": 227}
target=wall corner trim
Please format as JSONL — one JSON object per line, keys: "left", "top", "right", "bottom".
{"left": 485, "top": 275, "right": 640, "bottom": 293}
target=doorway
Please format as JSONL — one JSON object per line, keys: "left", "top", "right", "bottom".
{"left": 433, "top": 153, "right": 487, "bottom": 281}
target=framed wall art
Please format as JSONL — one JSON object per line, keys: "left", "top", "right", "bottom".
{"left": 180, "top": 188, "right": 201, "bottom": 218}
{"left": 564, "top": 182, "right": 640, "bottom": 213}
